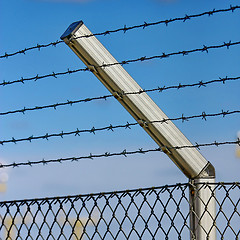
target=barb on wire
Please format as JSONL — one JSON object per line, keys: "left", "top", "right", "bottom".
{"left": 0, "top": 109, "right": 239, "bottom": 145}
{"left": 0, "top": 139, "right": 239, "bottom": 168}
{"left": 1, "top": 40, "right": 240, "bottom": 87}
{"left": 1, "top": 75, "right": 239, "bottom": 116}
{"left": 0, "top": 5, "right": 239, "bottom": 59}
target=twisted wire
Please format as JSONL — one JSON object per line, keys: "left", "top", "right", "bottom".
{"left": 0, "top": 182, "right": 238, "bottom": 203}
{"left": 0, "top": 68, "right": 87, "bottom": 86}
{"left": 0, "top": 139, "right": 239, "bottom": 168}
{"left": 1, "top": 40, "right": 239, "bottom": 87}
{"left": 0, "top": 183, "right": 188, "bottom": 203}
{"left": 0, "top": 94, "right": 112, "bottom": 116}
{"left": 1, "top": 75, "right": 239, "bottom": 116}
{"left": 1, "top": 109, "right": 239, "bottom": 145}
{"left": 0, "top": 5, "right": 239, "bottom": 59}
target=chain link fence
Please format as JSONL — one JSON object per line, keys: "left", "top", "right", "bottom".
{"left": 0, "top": 182, "right": 239, "bottom": 240}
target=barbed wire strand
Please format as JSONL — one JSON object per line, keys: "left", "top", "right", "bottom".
{"left": 0, "top": 68, "right": 87, "bottom": 86}
{"left": 0, "top": 5, "right": 239, "bottom": 59}
{"left": 1, "top": 40, "right": 239, "bottom": 87}
{"left": 0, "top": 139, "right": 239, "bottom": 168}
{"left": 1, "top": 75, "right": 239, "bottom": 116}
{"left": 0, "top": 109, "right": 239, "bottom": 145}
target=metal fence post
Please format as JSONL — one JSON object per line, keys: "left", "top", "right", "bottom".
{"left": 189, "top": 178, "right": 216, "bottom": 240}
{"left": 60, "top": 22, "right": 217, "bottom": 240}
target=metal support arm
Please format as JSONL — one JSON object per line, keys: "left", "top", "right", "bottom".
{"left": 61, "top": 21, "right": 216, "bottom": 239}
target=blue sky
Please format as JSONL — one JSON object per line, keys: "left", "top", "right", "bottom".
{"left": 0, "top": 0, "right": 239, "bottom": 201}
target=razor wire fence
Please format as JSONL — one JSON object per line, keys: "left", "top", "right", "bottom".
{"left": 0, "top": 182, "right": 239, "bottom": 240}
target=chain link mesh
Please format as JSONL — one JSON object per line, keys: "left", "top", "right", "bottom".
{"left": 0, "top": 182, "right": 239, "bottom": 239}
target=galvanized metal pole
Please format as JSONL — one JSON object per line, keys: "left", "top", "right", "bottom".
{"left": 189, "top": 177, "right": 216, "bottom": 240}
{"left": 61, "top": 21, "right": 216, "bottom": 240}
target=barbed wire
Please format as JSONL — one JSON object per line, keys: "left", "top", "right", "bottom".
{"left": 0, "top": 68, "right": 88, "bottom": 86}
{"left": 1, "top": 40, "right": 239, "bottom": 87}
{"left": 0, "top": 5, "right": 239, "bottom": 60}
{"left": 0, "top": 94, "right": 112, "bottom": 116}
{"left": 0, "top": 139, "right": 239, "bottom": 168}
{"left": 0, "top": 109, "right": 239, "bottom": 145}
{"left": 1, "top": 75, "right": 239, "bottom": 116}
{"left": 104, "top": 40, "right": 240, "bottom": 67}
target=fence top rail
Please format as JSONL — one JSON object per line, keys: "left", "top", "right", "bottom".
{"left": 0, "top": 182, "right": 239, "bottom": 206}
{"left": 0, "top": 183, "right": 189, "bottom": 205}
